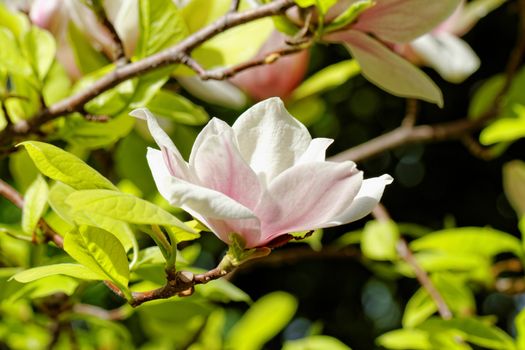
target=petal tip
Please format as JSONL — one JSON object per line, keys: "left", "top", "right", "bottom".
{"left": 129, "top": 107, "right": 150, "bottom": 120}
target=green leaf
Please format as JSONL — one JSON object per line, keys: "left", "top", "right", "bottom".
{"left": 64, "top": 226, "right": 130, "bottom": 297}
{"left": 516, "top": 306, "right": 525, "bottom": 350}
{"left": 136, "top": 0, "right": 188, "bottom": 59}
{"left": 42, "top": 61, "right": 71, "bottom": 105}
{"left": 21, "top": 175, "right": 49, "bottom": 235}
{"left": 410, "top": 227, "right": 524, "bottom": 260}
{"left": 0, "top": 28, "right": 32, "bottom": 78}
{"left": 48, "top": 182, "right": 76, "bottom": 224}
{"left": 72, "top": 210, "right": 137, "bottom": 258}
{"left": 361, "top": 220, "right": 400, "bottom": 261}
{"left": 8, "top": 148, "right": 39, "bottom": 193}
{"left": 324, "top": 0, "right": 374, "bottom": 32}
{"left": 433, "top": 273, "right": 476, "bottom": 317}
{"left": 8, "top": 275, "right": 79, "bottom": 302}
{"left": 21, "top": 26, "right": 56, "bottom": 81}
{"left": 295, "top": 0, "right": 338, "bottom": 14}
{"left": 19, "top": 141, "right": 117, "bottom": 190}
{"left": 147, "top": 90, "right": 209, "bottom": 126}
{"left": 287, "top": 96, "right": 326, "bottom": 126}
{"left": 290, "top": 60, "right": 360, "bottom": 101}
{"left": 0, "top": 3, "right": 30, "bottom": 37}
{"left": 480, "top": 104, "right": 525, "bottom": 145}
{"left": 468, "top": 74, "right": 504, "bottom": 119}
{"left": 376, "top": 329, "right": 431, "bottom": 350}
{"left": 66, "top": 189, "right": 193, "bottom": 232}
{"left": 67, "top": 21, "right": 110, "bottom": 75}
{"left": 60, "top": 113, "right": 135, "bottom": 150}
{"left": 166, "top": 220, "right": 202, "bottom": 243}
{"left": 12, "top": 263, "right": 103, "bottom": 282}
{"left": 419, "top": 317, "right": 516, "bottom": 350}
{"left": 197, "top": 276, "right": 251, "bottom": 303}
{"left": 283, "top": 336, "right": 352, "bottom": 350}
{"left": 402, "top": 287, "right": 437, "bottom": 328}
{"left": 189, "top": 16, "right": 273, "bottom": 70}
{"left": 226, "top": 291, "right": 298, "bottom": 350}
{"left": 503, "top": 160, "right": 525, "bottom": 217}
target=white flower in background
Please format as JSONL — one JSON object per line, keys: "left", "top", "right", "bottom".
{"left": 132, "top": 98, "right": 392, "bottom": 248}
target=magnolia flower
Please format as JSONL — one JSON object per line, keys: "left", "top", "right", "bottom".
{"left": 324, "top": 0, "right": 463, "bottom": 106}
{"left": 131, "top": 98, "right": 392, "bottom": 248}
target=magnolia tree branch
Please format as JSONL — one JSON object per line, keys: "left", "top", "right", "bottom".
{"left": 372, "top": 204, "right": 453, "bottom": 320}
{"left": 181, "top": 44, "right": 308, "bottom": 80}
{"left": 0, "top": 0, "right": 296, "bottom": 151}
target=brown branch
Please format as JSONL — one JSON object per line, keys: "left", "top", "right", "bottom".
{"left": 0, "top": 0, "right": 296, "bottom": 151}
{"left": 130, "top": 266, "right": 231, "bottom": 307}
{"left": 372, "top": 205, "right": 453, "bottom": 320}
{"left": 396, "top": 239, "right": 453, "bottom": 320}
{"left": 183, "top": 45, "right": 308, "bottom": 80}
{"left": 0, "top": 178, "right": 63, "bottom": 248}
{"left": 329, "top": 116, "right": 489, "bottom": 163}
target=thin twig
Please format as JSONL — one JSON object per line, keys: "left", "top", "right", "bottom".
{"left": 229, "top": 0, "right": 241, "bottom": 13}
{"left": 372, "top": 204, "right": 453, "bottom": 320}
{"left": 396, "top": 239, "right": 453, "bottom": 320}
{"left": 184, "top": 45, "right": 308, "bottom": 80}
{"left": 401, "top": 99, "right": 419, "bottom": 128}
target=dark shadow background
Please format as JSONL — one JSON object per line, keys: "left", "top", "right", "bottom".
{"left": 223, "top": 3, "right": 524, "bottom": 349}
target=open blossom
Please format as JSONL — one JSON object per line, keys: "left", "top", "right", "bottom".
{"left": 131, "top": 98, "right": 392, "bottom": 248}
{"left": 324, "top": 0, "right": 462, "bottom": 106}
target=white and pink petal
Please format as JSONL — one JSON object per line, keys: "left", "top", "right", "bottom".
{"left": 232, "top": 98, "right": 312, "bottom": 182}
{"left": 256, "top": 161, "right": 362, "bottom": 242}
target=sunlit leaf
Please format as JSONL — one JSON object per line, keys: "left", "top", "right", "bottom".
{"left": 60, "top": 113, "right": 135, "bottom": 150}
{"left": 19, "top": 141, "right": 117, "bottom": 190}
{"left": 480, "top": 105, "right": 525, "bottom": 145}
{"left": 12, "top": 263, "right": 103, "bottom": 282}
{"left": 419, "top": 317, "right": 516, "bottom": 350}
{"left": 376, "top": 329, "right": 431, "bottom": 350}
{"left": 21, "top": 175, "right": 48, "bottom": 235}
{"left": 361, "top": 220, "right": 399, "bottom": 261}
{"left": 292, "top": 60, "right": 360, "bottom": 101}
{"left": 283, "top": 335, "right": 352, "bottom": 350}
{"left": 21, "top": 26, "right": 56, "bottom": 82}
{"left": 68, "top": 21, "right": 110, "bottom": 75}
{"left": 66, "top": 189, "right": 192, "bottom": 232}
{"left": 64, "top": 226, "right": 130, "bottom": 297}
{"left": 410, "top": 227, "right": 524, "bottom": 260}
{"left": 402, "top": 287, "right": 437, "bottom": 328}
{"left": 226, "top": 291, "right": 298, "bottom": 350}
{"left": 8, "top": 148, "right": 39, "bottom": 193}
{"left": 147, "top": 90, "right": 209, "bottom": 126}
{"left": 136, "top": 0, "right": 188, "bottom": 59}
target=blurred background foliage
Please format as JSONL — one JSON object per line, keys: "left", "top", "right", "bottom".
{"left": 1, "top": 0, "right": 525, "bottom": 349}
